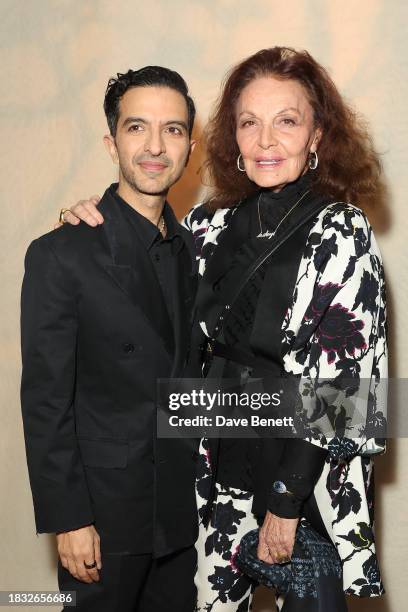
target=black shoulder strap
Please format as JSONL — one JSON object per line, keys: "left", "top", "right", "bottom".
{"left": 210, "top": 197, "right": 332, "bottom": 341}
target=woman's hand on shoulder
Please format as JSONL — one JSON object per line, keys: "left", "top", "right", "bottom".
{"left": 56, "top": 195, "right": 104, "bottom": 228}
{"left": 257, "top": 510, "right": 299, "bottom": 565}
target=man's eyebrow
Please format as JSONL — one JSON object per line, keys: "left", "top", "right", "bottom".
{"left": 121, "top": 117, "right": 188, "bottom": 130}
{"left": 122, "top": 116, "right": 147, "bottom": 127}
{"left": 164, "top": 120, "right": 188, "bottom": 130}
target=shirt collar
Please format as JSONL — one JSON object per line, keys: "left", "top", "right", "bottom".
{"left": 110, "top": 184, "right": 183, "bottom": 253}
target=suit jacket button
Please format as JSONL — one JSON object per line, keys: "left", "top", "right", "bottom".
{"left": 123, "top": 343, "right": 135, "bottom": 354}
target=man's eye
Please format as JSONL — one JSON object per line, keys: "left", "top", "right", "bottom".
{"left": 128, "top": 124, "right": 143, "bottom": 132}
{"left": 167, "top": 126, "right": 183, "bottom": 135}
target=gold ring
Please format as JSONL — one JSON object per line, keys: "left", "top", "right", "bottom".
{"left": 59, "top": 208, "right": 70, "bottom": 224}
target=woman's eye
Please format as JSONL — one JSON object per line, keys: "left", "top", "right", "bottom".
{"left": 279, "top": 117, "right": 297, "bottom": 126}
{"left": 241, "top": 120, "right": 256, "bottom": 127}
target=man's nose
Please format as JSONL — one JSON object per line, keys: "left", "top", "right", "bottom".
{"left": 258, "top": 124, "right": 279, "bottom": 149}
{"left": 144, "top": 128, "right": 165, "bottom": 156}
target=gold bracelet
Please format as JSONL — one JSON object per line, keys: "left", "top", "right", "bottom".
{"left": 59, "top": 208, "right": 70, "bottom": 224}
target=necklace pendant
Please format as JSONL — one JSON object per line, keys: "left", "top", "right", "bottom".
{"left": 256, "top": 230, "right": 276, "bottom": 239}
{"left": 256, "top": 188, "right": 310, "bottom": 241}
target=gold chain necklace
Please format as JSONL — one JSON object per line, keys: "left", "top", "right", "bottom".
{"left": 158, "top": 215, "right": 167, "bottom": 238}
{"left": 256, "top": 189, "right": 310, "bottom": 239}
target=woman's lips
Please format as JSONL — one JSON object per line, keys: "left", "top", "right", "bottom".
{"left": 255, "top": 158, "right": 284, "bottom": 169}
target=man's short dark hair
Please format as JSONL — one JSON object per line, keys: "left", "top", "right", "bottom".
{"left": 104, "top": 66, "right": 196, "bottom": 137}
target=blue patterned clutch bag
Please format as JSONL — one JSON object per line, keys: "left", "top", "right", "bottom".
{"left": 236, "top": 519, "right": 342, "bottom": 598}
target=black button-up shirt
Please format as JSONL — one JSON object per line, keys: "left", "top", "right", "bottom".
{"left": 112, "top": 189, "right": 184, "bottom": 327}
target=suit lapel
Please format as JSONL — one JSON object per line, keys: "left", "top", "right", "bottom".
{"left": 98, "top": 187, "right": 174, "bottom": 358}
{"left": 170, "top": 239, "right": 197, "bottom": 377}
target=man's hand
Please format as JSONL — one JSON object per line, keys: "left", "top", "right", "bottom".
{"left": 56, "top": 525, "right": 102, "bottom": 583}
{"left": 56, "top": 195, "right": 104, "bottom": 228}
{"left": 257, "top": 511, "right": 299, "bottom": 565}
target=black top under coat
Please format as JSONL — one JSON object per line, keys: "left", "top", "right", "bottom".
{"left": 112, "top": 186, "right": 184, "bottom": 327}
{"left": 214, "top": 173, "right": 328, "bottom": 516}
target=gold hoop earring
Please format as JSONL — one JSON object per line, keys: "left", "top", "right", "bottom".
{"left": 309, "top": 151, "right": 318, "bottom": 170}
{"left": 237, "top": 154, "right": 246, "bottom": 172}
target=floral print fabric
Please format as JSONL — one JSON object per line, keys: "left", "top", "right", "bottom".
{"left": 183, "top": 199, "right": 387, "bottom": 597}
{"left": 195, "top": 439, "right": 260, "bottom": 611}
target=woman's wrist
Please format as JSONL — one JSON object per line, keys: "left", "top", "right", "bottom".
{"left": 267, "top": 474, "right": 315, "bottom": 518}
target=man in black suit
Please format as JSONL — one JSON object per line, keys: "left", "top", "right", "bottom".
{"left": 21, "top": 67, "right": 199, "bottom": 611}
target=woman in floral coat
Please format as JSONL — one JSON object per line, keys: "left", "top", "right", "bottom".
{"left": 183, "top": 47, "right": 387, "bottom": 611}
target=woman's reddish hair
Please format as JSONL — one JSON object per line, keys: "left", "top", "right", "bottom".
{"left": 203, "top": 47, "right": 381, "bottom": 211}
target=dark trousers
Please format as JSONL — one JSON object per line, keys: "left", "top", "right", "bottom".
{"left": 58, "top": 545, "right": 197, "bottom": 612}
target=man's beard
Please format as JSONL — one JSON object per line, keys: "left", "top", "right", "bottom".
{"left": 121, "top": 167, "right": 170, "bottom": 195}
{"left": 120, "top": 158, "right": 174, "bottom": 197}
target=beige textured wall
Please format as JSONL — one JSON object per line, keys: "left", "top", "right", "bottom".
{"left": 1, "top": 1, "right": 407, "bottom": 610}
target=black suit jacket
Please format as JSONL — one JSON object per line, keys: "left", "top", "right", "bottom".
{"left": 20, "top": 186, "right": 199, "bottom": 557}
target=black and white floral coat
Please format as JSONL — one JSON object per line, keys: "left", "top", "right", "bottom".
{"left": 183, "top": 196, "right": 388, "bottom": 597}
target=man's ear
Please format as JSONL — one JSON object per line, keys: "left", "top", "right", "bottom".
{"left": 103, "top": 134, "right": 119, "bottom": 164}
{"left": 185, "top": 139, "right": 197, "bottom": 166}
